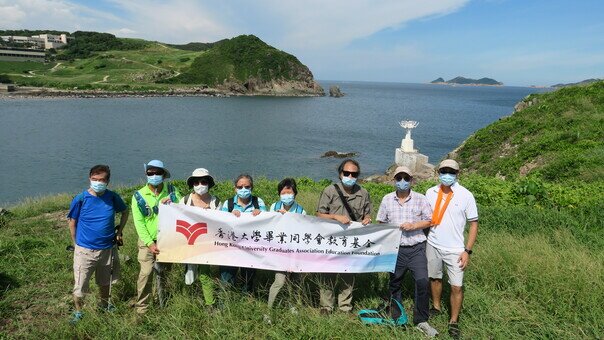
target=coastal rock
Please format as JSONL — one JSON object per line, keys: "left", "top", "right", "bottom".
{"left": 321, "top": 151, "right": 358, "bottom": 158}
{"left": 329, "top": 86, "right": 344, "bottom": 97}
{"left": 514, "top": 96, "right": 539, "bottom": 113}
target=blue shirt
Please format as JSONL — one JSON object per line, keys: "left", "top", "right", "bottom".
{"left": 68, "top": 190, "right": 127, "bottom": 250}
{"left": 220, "top": 195, "right": 267, "bottom": 212}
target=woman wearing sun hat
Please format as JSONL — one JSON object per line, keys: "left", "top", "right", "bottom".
{"left": 179, "top": 168, "right": 220, "bottom": 307}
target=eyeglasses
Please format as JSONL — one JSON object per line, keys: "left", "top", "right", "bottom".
{"left": 394, "top": 174, "right": 411, "bottom": 182}
{"left": 146, "top": 170, "right": 164, "bottom": 176}
{"left": 342, "top": 171, "right": 359, "bottom": 178}
{"left": 439, "top": 168, "right": 457, "bottom": 175}
{"left": 236, "top": 185, "right": 252, "bottom": 189}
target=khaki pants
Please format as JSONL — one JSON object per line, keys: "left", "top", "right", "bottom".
{"left": 136, "top": 240, "right": 171, "bottom": 313}
{"left": 318, "top": 273, "right": 355, "bottom": 312}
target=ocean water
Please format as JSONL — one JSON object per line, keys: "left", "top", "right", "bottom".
{"left": 0, "top": 81, "right": 549, "bottom": 205}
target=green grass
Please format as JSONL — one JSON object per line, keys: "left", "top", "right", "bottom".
{"left": 1, "top": 177, "right": 602, "bottom": 338}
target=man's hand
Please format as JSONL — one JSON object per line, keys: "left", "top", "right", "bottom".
{"left": 252, "top": 209, "right": 261, "bottom": 216}
{"left": 334, "top": 214, "right": 351, "bottom": 225}
{"left": 361, "top": 216, "right": 371, "bottom": 225}
{"left": 278, "top": 209, "right": 287, "bottom": 214}
{"left": 148, "top": 243, "right": 160, "bottom": 254}
{"left": 400, "top": 222, "right": 415, "bottom": 231}
{"left": 115, "top": 231, "right": 124, "bottom": 246}
{"left": 458, "top": 251, "right": 470, "bottom": 270}
{"left": 232, "top": 210, "right": 241, "bottom": 218}
{"left": 160, "top": 197, "right": 172, "bottom": 204}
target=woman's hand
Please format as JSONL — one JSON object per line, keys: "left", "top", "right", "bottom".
{"left": 232, "top": 210, "right": 241, "bottom": 218}
{"left": 252, "top": 209, "right": 261, "bottom": 216}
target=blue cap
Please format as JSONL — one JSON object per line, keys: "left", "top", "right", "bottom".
{"left": 144, "top": 159, "right": 171, "bottom": 178}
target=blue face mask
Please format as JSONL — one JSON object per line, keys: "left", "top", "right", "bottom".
{"left": 147, "top": 175, "right": 163, "bottom": 186}
{"left": 341, "top": 176, "right": 357, "bottom": 187}
{"left": 237, "top": 188, "right": 252, "bottom": 199}
{"left": 280, "top": 194, "right": 295, "bottom": 206}
{"left": 90, "top": 181, "right": 107, "bottom": 193}
{"left": 439, "top": 173, "right": 457, "bottom": 186}
{"left": 395, "top": 180, "right": 410, "bottom": 191}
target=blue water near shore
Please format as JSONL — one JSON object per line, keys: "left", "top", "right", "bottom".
{"left": 0, "top": 81, "right": 549, "bottom": 205}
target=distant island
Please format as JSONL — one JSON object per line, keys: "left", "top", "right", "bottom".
{"left": 0, "top": 30, "right": 324, "bottom": 97}
{"left": 430, "top": 76, "right": 503, "bottom": 86}
{"left": 551, "top": 78, "right": 601, "bottom": 88}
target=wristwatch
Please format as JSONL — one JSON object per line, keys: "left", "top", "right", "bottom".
{"left": 464, "top": 248, "right": 473, "bottom": 255}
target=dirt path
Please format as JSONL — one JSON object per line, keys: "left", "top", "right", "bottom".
{"left": 92, "top": 75, "right": 110, "bottom": 84}
{"left": 50, "top": 62, "right": 62, "bottom": 72}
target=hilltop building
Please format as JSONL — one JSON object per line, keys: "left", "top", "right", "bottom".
{"left": 0, "top": 33, "right": 73, "bottom": 50}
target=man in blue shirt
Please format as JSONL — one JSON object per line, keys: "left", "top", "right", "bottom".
{"left": 67, "top": 165, "right": 128, "bottom": 323}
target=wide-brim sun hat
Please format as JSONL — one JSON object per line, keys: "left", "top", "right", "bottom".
{"left": 186, "top": 168, "right": 215, "bottom": 188}
{"left": 393, "top": 165, "right": 413, "bottom": 178}
{"left": 438, "top": 159, "right": 460, "bottom": 171}
{"left": 144, "top": 159, "right": 171, "bottom": 178}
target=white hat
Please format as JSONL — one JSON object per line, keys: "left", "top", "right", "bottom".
{"left": 186, "top": 168, "right": 215, "bottom": 188}
{"left": 145, "top": 159, "right": 171, "bottom": 178}
{"left": 438, "top": 159, "right": 460, "bottom": 171}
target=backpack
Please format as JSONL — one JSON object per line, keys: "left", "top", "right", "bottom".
{"left": 358, "top": 299, "right": 408, "bottom": 326}
{"left": 273, "top": 200, "right": 304, "bottom": 214}
{"left": 227, "top": 196, "right": 259, "bottom": 212}
{"left": 134, "top": 183, "right": 177, "bottom": 217}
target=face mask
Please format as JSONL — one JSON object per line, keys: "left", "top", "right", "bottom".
{"left": 194, "top": 184, "right": 209, "bottom": 195}
{"left": 395, "top": 180, "right": 410, "bottom": 191}
{"left": 147, "top": 175, "right": 163, "bottom": 186}
{"left": 90, "top": 181, "right": 107, "bottom": 193}
{"left": 236, "top": 188, "right": 252, "bottom": 199}
{"left": 341, "top": 176, "right": 357, "bottom": 187}
{"left": 439, "top": 173, "right": 457, "bottom": 186}
{"left": 280, "top": 194, "right": 295, "bottom": 206}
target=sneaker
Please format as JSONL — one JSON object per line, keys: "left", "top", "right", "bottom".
{"left": 263, "top": 314, "right": 272, "bottom": 325}
{"left": 416, "top": 321, "right": 439, "bottom": 338}
{"left": 69, "top": 311, "right": 84, "bottom": 324}
{"left": 289, "top": 306, "right": 299, "bottom": 315}
{"left": 448, "top": 323, "right": 461, "bottom": 339}
{"left": 98, "top": 304, "right": 117, "bottom": 313}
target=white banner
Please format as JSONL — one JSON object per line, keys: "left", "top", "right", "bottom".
{"left": 157, "top": 204, "right": 401, "bottom": 273}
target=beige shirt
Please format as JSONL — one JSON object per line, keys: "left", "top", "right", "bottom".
{"left": 317, "top": 183, "right": 372, "bottom": 221}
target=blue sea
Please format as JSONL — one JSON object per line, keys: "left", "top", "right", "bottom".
{"left": 0, "top": 81, "right": 549, "bottom": 205}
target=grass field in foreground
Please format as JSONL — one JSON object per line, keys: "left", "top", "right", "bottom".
{"left": 0, "top": 178, "right": 602, "bottom": 338}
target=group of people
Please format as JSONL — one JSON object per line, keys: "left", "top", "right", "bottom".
{"left": 67, "top": 158, "right": 478, "bottom": 338}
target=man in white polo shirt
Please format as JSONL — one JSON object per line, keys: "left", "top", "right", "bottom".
{"left": 425, "top": 159, "right": 478, "bottom": 339}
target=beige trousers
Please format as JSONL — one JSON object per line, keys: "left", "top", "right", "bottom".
{"left": 318, "top": 273, "right": 355, "bottom": 312}
{"left": 135, "top": 240, "right": 171, "bottom": 313}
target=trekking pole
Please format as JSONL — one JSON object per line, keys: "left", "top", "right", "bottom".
{"left": 108, "top": 244, "right": 115, "bottom": 308}
{"left": 154, "top": 260, "right": 165, "bottom": 308}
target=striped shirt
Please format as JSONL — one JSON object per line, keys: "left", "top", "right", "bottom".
{"left": 376, "top": 190, "right": 433, "bottom": 246}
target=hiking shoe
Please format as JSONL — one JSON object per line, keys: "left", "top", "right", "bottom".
{"left": 289, "top": 306, "right": 299, "bottom": 315}
{"left": 448, "top": 323, "right": 461, "bottom": 339}
{"left": 98, "top": 304, "right": 117, "bottom": 313}
{"left": 263, "top": 314, "right": 272, "bottom": 325}
{"left": 69, "top": 311, "right": 84, "bottom": 324}
{"left": 429, "top": 307, "right": 442, "bottom": 317}
{"left": 416, "top": 321, "right": 439, "bottom": 338}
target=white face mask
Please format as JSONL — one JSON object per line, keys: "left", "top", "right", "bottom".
{"left": 194, "top": 184, "right": 209, "bottom": 195}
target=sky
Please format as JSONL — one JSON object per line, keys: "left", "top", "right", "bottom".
{"left": 1, "top": 0, "right": 603, "bottom": 86}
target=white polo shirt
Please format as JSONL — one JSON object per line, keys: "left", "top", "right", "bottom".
{"left": 425, "top": 182, "right": 478, "bottom": 252}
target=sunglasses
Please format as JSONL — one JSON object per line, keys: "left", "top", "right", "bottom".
{"left": 192, "top": 178, "right": 210, "bottom": 186}
{"left": 146, "top": 170, "right": 164, "bottom": 176}
{"left": 394, "top": 174, "right": 411, "bottom": 182}
{"left": 342, "top": 171, "right": 359, "bottom": 178}
{"left": 439, "top": 168, "right": 458, "bottom": 175}
{"left": 236, "top": 185, "right": 252, "bottom": 189}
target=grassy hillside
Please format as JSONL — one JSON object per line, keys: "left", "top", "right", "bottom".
{"left": 0, "top": 32, "right": 322, "bottom": 94}
{"left": 1, "top": 176, "right": 602, "bottom": 338}
{"left": 163, "top": 35, "right": 318, "bottom": 88}
{"left": 456, "top": 81, "right": 604, "bottom": 182}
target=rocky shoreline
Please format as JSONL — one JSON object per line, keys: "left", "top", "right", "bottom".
{"left": 0, "top": 86, "right": 325, "bottom": 99}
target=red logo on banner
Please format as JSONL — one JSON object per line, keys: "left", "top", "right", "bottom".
{"left": 176, "top": 220, "right": 208, "bottom": 245}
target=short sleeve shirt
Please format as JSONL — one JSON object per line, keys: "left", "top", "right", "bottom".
{"left": 425, "top": 183, "right": 478, "bottom": 252}
{"left": 269, "top": 201, "right": 307, "bottom": 215}
{"left": 68, "top": 189, "right": 127, "bottom": 250}
{"left": 220, "top": 196, "right": 267, "bottom": 212}
{"left": 376, "top": 191, "right": 432, "bottom": 246}
{"left": 317, "top": 183, "right": 371, "bottom": 222}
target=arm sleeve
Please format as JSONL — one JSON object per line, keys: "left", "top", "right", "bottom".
{"left": 67, "top": 196, "right": 81, "bottom": 220}
{"left": 269, "top": 203, "right": 276, "bottom": 212}
{"left": 220, "top": 200, "right": 229, "bottom": 212}
{"left": 113, "top": 193, "right": 127, "bottom": 213}
{"left": 363, "top": 191, "right": 372, "bottom": 218}
{"left": 465, "top": 193, "right": 479, "bottom": 221}
{"left": 316, "top": 189, "right": 331, "bottom": 214}
{"left": 376, "top": 197, "right": 388, "bottom": 223}
{"left": 132, "top": 194, "right": 154, "bottom": 246}
{"left": 257, "top": 198, "right": 268, "bottom": 211}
